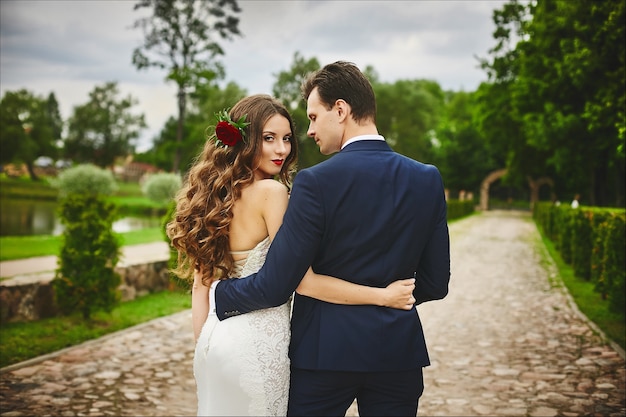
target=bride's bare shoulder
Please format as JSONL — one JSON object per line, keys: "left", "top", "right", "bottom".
{"left": 246, "top": 179, "right": 289, "bottom": 198}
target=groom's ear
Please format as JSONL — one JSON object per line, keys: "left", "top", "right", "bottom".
{"left": 334, "top": 99, "right": 350, "bottom": 123}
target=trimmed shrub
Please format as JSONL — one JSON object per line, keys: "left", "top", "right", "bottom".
{"left": 447, "top": 200, "right": 475, "bottom": 220}
{"left": 55, "top": 163, "right": 118, "bottom": 196}
{"left": 533, "top": 202, "right": 625, "bottom": 316}
{"left": 51, "top": 164, "right": 122, "bottom": 320}
{"left": 141, "top": 172, "right": 182, "bottom": 204}
{"left": 570, "top": 209, "right": 593, "bottom": 280}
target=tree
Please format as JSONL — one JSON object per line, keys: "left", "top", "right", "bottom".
{"left": 0, "top": 90, "right": 62, "bottom": 180}
{"left": 374, "top": 79, "right": 444, "bottom": 163}
{"left": 132, "top": 0, "right": 242, "bottom": 172}
{"left": 432, "top": 90, "right": 499, "bottom": 196}
{"left": 64, "top": 82, "right": 146, "bottom": 168}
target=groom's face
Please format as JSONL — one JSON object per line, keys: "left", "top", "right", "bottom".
{"left": 306, "top": 88, "right": 342, "bottom": 155}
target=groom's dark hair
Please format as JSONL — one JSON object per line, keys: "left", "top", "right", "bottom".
{"left": 301, "top": 61, "right": 377, "bottom": 124}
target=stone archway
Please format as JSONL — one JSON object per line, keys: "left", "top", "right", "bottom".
{"left": 527, "top": 176, "right": 554, "bottom": 210}
{"left": 480, "top": 169, "right": 507, "bottom": 211}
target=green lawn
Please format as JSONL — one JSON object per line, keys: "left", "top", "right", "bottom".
{"left": 0, "top": 227, "right": 165, "bottom": 262}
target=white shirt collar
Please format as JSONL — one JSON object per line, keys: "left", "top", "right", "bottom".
{"left": 341, "top": 134, "right": 385, "bottom": 150}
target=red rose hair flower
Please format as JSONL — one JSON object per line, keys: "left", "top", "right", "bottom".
{"left": 214, "top": 109, "right": 249, "bottom": 148}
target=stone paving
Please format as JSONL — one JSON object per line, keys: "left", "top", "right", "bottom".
{"left": 0, "top": 210, "right": 624, "bottom": 416}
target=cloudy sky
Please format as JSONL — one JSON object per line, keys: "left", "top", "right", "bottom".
{"left": 0, "top": 0, "right": 505, "bottom": 151}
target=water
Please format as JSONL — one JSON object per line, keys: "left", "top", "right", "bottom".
{"left": 0, "top": 199, "right": 162, "bottom": 236}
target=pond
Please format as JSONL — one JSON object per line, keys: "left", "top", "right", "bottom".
{"left": 0, "top": 199, "right": 163, "bottom": 237}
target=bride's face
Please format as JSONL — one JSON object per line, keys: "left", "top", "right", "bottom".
{"left": 253, "top": 114, "right": 293, "bottom": 180}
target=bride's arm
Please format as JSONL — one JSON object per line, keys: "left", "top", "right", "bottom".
{"left": 192, "top": 269, "right": 210, "bottom": 342}
{"left": 296, "top": 269, "right": 416, "bottom": 310}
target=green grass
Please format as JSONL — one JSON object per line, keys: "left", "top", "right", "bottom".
{"left": 0, "top": 290, "right": 190, "bottom": 369}
{"left": 0, "top": 176, "right": 59, "bottom": 200}
{"left": 0, "top": 227, "right": 165, "bottom": 262}
{"left": 534, "top": 225, "right": 625, "bottom": 351}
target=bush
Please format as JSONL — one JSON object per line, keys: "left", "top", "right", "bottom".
{"left": 54, "top": 164, "right": 118, "bottom": 196}
{"left": 52, "top": 165, "right": 122, "bottom": 320}
{"left": 447, "top": 200, "right": 475, "bottom": 220}
{"left": 142, "top": 172, "right": 182, "bottom": 204}
{"left": 533, "top": 202, "right": 625, "bottom": 316}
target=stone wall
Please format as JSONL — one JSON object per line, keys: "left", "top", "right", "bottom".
{"left": 0, "top": 260, "right": 172, "bottom": 323}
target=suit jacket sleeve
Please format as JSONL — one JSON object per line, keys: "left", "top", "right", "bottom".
{"left": 214, "top": 169, "right": 323, "bottom": 320}
{"left": 414, "top": 169, "right": 450, "bottom": 304}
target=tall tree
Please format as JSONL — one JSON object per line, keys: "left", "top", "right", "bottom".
{"left": 0, "top": 89, "right": 62, "bottom": 180}
{"left": 64, "top": 82, "right": 146, "bottom": 168}
{"left": 132, "top": 0, "right": 242, "bottom": 172}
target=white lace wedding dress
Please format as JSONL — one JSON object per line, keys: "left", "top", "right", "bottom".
{"left": 193, "top": 237, "right": 291, "bottom": 416}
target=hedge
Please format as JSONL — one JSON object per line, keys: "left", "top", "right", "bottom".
{"left": 447, "top": 200, "right": 475, "bottom": 221}
{"left": 533, "top": 202, "right": 625, "bottom": 315}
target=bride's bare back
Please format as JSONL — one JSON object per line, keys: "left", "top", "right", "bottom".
{"left": 229, "top": 179, "right": 290, "bottom": 260}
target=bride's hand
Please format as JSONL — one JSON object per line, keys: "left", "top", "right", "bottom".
{"left": 381, "top": 278, "right": 416, "bottom": 310}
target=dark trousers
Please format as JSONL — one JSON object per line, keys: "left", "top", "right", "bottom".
{"left": 287, "top": 367, "right": 424, "bottom": 416}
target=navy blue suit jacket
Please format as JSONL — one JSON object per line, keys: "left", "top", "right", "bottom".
{"left": 215, "top": 140, "right": 450, "bottom": 372}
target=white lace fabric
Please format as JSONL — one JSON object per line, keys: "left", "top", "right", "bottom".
{"left": 194, "top": 237, "right": 291, "bottom": 416}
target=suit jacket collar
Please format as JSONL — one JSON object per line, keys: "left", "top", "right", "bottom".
{"left": 340, "top": 139, "right": 393, "bottom": 153}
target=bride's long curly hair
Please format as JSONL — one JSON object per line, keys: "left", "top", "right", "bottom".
{"left": 166, "top": 95, "right": 298, "bottom": 286}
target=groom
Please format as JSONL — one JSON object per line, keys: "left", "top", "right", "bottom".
{"left": 213, "top": 61, "right": 450, "bottom": 416}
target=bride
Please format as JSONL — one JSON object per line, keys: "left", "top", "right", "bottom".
{"left": 167, "top": 95, "right": 416, "bottom": 416}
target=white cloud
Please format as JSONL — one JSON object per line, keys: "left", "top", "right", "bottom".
{"left": 0, "top": 0, "right": 505, "bottom": 152}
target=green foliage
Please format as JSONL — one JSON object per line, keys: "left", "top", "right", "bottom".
{"left": 534, "top": 202, "right": 625, "bottom": 316}
{"left": 375, "top": 79, "right": 444, "bottom": 164}
{"left": 593, "top": 213, "right": 626, "bottom": 313}
{"left": 570, "top": 209, "right": 593, "bottom": 280}
{"left": 0, "top": 90, "right": 62, "bottom": 180}
{"left": 52, "top": 192, "right": 122, "bottom": 320}
{"left": 52, "top": 164, "right": 121, "bottom": 319}
{"left": 446, "top": 200, "right": 475, "bottom": 221}
{"left": 141, "top": 172, "right": 182, "bottom": 204}
{"left": 480, "top": 0, "right": 625, "bottom": 206}
{"left": 64, "top": 82, "right": 146, "bottom": 168}
{"left": 432, "top": 90, "right": 499, "bottom": 194}
{"left": 54, "top": 164, "right": 118, "bottom": 196}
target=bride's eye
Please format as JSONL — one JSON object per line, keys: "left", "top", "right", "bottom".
{"left": 264, "top": 135, "right": 275, "bottom": 141}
